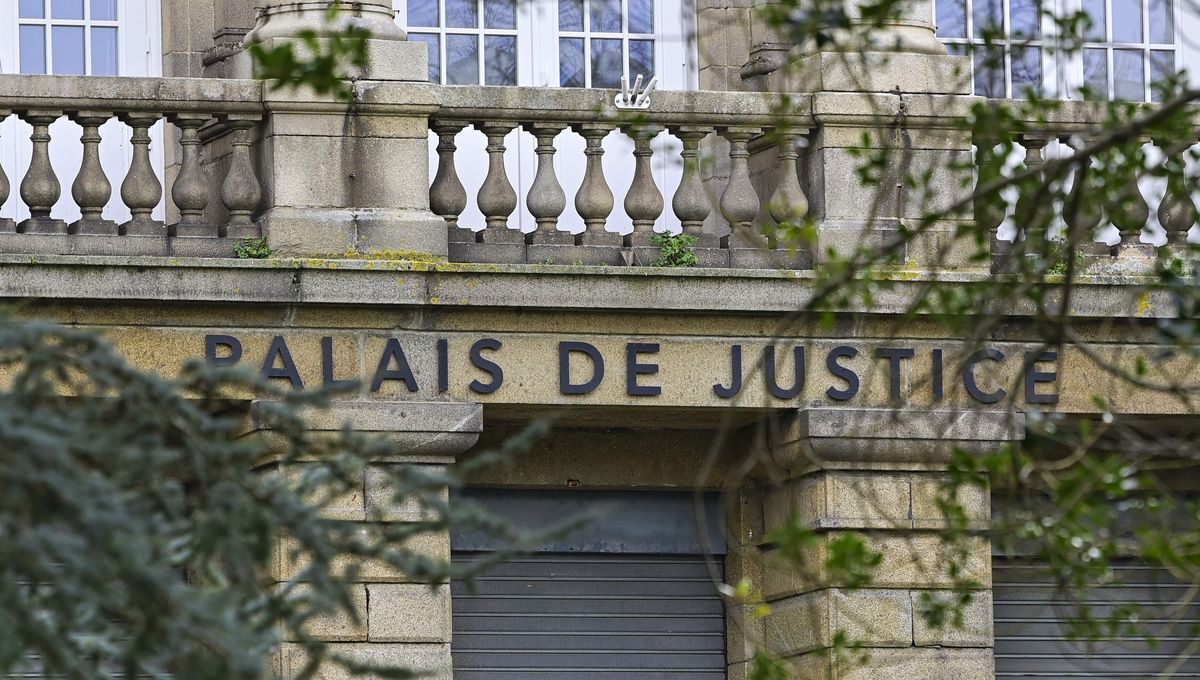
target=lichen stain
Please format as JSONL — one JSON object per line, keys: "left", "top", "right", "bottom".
{"left": 1136, "top": 291, "right": 1152, "bottom": 317}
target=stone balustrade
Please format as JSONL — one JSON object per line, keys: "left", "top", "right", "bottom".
{"left": 431, "top": 87, "right": 815, "bottom": 268}
{"left": 977, "top": 100, "right": 1200, "bottom": 274}
{"left": 0, "top": 75, "right": 264, "bottom": 256}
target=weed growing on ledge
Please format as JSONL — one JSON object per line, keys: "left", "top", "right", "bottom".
{"left": 651, "top": 232, "right": 699, "bottom": 267}
{"left": 233, "top": 237, "right": 272, "bottom": 259}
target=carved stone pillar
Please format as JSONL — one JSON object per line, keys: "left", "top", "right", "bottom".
{"left": 69, "top": 111, "right": 116, "bottom": 235}
{"left": 18, "top": 110, "right": 65, "bottom": 234}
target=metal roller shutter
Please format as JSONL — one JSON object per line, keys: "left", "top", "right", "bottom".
{"left": 994, "top": 561, "right": 1200, "bottom": 679}
{"left": 450, "top": 489, "right": 727, "bottom": 680}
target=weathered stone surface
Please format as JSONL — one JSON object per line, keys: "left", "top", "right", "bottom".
{"left": 284, "top": 584, "right": 368, "bottom": 642}
{"left": 278, "top": 642, "right": 450, "bottom": 680}
{"left": 366, "top": 584, "right": 452, "bottom": 643}
{"left": 912, "top": 590, "right": 993, "bottom": 646}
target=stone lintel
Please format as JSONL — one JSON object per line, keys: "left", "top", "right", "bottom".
{"left": 769, "top": 407, "right": 1025, "bottom": 473}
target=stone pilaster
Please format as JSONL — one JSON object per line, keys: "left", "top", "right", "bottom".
{"left": 755, "top": 408, "right": 1022, "bottom": 678}
{"left": 255, "top": 400, "right": 482, "bottom": 680}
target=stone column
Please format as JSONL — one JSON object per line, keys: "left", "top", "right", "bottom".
{"left": 257, "top": 400, "right": 482, "bottom": 679}
{"left": 218, "top": 1, "right": 445, "bottom": 257}
{"left": 744, "top": 408, "right": 1023, "bottom": 679}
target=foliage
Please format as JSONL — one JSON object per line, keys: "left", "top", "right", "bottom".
{"left": 233, "top": 236, "right": 272, "bottom": 259}
{"left": 650, "top": 232, "right": 699, "bottom": 267}
{"left": 0, "top": 315, "right": 564, "bottom": 678}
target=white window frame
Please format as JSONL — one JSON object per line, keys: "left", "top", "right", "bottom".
{"left": 932, "top": 0, "right": 1199, "bottom": 100}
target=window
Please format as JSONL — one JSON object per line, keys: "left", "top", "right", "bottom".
{"left": 558, "top": 0, "right": 656, "bottom": 88}
{"left": 17, "top": 0, "right": 120, "bottom": 76}
{"left": 934, "top": 0, "right": 1181, "bottom": 100}
{"left": 404, "top": 0, "right": 521, "bottom": 85}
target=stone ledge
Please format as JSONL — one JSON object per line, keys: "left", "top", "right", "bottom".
{"left": 0, "top": 233, "right": 243, "bottom": 258}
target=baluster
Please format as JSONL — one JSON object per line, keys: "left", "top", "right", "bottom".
{"left": 974, "top": 137, "right": 1005, "bottom": 237}
{"left": 572, "top": 123, "right": 620, "bottom": 246}
{"left": 527, "top": 123, "right": 571, "bottom": 245}
{"left": 169, "top": 113, "right": 213, "bottom": 237}
{"left": 719, "top": 127, "right": 761, "bottom": 249}
{"left": 766, "top": 127, "right": 810, "bottom": 249}
{"left": 18, "top": 110, "right": 65, "bottom": 234}
{"left": 475, "top": 121, "right": 521, "bottom": 243}
{"left": 1062, "top": 136, "right": 1102, "bottom": 245}
{"left": 0, "top": 109, "right": 12, "bottom": 233}
{"left": 670, "top": 125, "right": 713, "bottom": 246}
{"left": 118, "top": 113, "right": 163, "bottom": 236}
{"left": 1154, "top": 138, "right": 1195, "bottom": 248}
{"left": 1109, "top": 139, "right": 1150, "bottom": 248}
{"left": 69, "top": 111, "right": 116, "bottom": 235}
{"left": 220, "top": 114, "right": 262, "bottom": 238}
{"left": 1011, "top": 134, "right": 1049, "bottom": 245}
{"left": 430, "top": 120, "right": 470, "bottom": 241}
{"left": 622, "top": 125, "right": 664, "bottom": 251}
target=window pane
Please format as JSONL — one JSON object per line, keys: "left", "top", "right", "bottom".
{"left": 590, "top": 0, "right": 622, "bottom": 32}
{"left": 936, "top": 0, "right": 967, "bottom": 38}
{"left": 485, "top": 0, "right": 515, "bottom": 29}
{"left": 91, "top": 26, "right": 117, "bottom": 75}
{"left": 19, "top": 0, "right": 44, "bottom": 19}
{"left": 1010, "top": 46, "right": 1042, "bottom": 96}
{"left": 411, "top": 33, "right": 441, "bottom": 82}
{"left": 1112, "top": 49, "right": 1144, "bottom": 99}
{"left": 91, "top": 0, "right": 117, "bottom": 20}
{"left": 447, "top": 34, "right": 479, "bottom": 84}
{"left": 945, "top": 42, "right": 968, "bottom": 55}
{"left": 19, "top": 25, "right": 47, "bottom": 74}
{"left": 1149, "top": 0, "right": 1173, "bottom": 42}
{"left": 1112, "top": 0, "right": 1143, "bottom": 42}
{"left": 1083, "top": 48, "right": 1108, "bottom": 99}
{"left": 50, "top": 0, "right": 83, "bottom": 19}
{"left": 446, "top": 0, "right": 478, "bottom": 28}
{"left": 560, "top": 37, "right": 585, "bottom": 86}
{"left": 1010, "top": 0, "right": 1040, "bottom": 39}
{"left": 1149, "top": 49, "right": 1174, "bottom": 101}
{"left": 972, "top": 0, "right": 1003, "bottom": 39}
{"left": 52, "top": 25, "right": 86, "bottom": 74}
{"left": 485, "top": 35, "right": 517, "bottom": 84}
{"left": 560, "top": 0, "right": 584, "bottom": 30}
{"left": 629, "top": 0, "right": 653, "bottom": 33}
{"left": 629, "top": 39, "right": 654, "bottom": 79}
{"left": 591, "top": 38, "right": 622, "bottom": 87}
{"left": 408, "top": 0, "right": 439, "bottom": 27}
{"left": 973, "top": 47, "right": 1004, "bottom": 97}
{"left": 1083, "top": 0, "right": 1106, "bottom": 41}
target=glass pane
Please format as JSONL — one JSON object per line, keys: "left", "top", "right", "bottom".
{"left": 91, "top": 26, "right": 117, "bottom": 75}
{"left": 1010, "top": 0, "right": 1040, "bottom": 39}
{"left": 485, "top": 0, "right": 515, "bottom": 28}
{"left": 936, "top": 0, "right": 967, "bottom": 38}
{"left": 1010, "top": 46, "right": 1042, "bottom": 96}
{"left": 629, "top": 39, "right": 654, "bottom": 79}
{"left": 1112, "top": 48, "right": 1144, "bottom": 99}
{"left": 51, "top": 0, "right": 83, "bottom": 19}
{"left": 19, "top": 0, "right": 44, "bottom": 19}
{"left": 447, "top": 34, "right": 479, "bottom": 84}
{"left": 1112, "top": 0, "right": 1143, "bottom": 42}
{"left": 411, "top": 33, "right": 441, "bottom": 82}
{"left": 559, "top": 37, "right": 585, "bottom": 86}
{"left": 560, "top": 0, "right": 584, "bottom": 30}
{"left": 1149, "top": 49, "right": 1174, "bottom": 101}
{"left": 972, "top": 0, "right": 1003, "bottom": 39}
{"left": 945, "top": 42, "right": 968, "bottom": 55}
{"left": 1083, "top": 48, "right": 1108, "bottom": 99}
{"left": 590, "top": 0, "right": 622, "bottom": 32}
{"left": 1149, "top": 0, "right": 1173, "bottom": 42}
{"left": 91, "top": 0, "right": 117, "bottom": 20}
{"left": 1083, "top": 0, "right": 1106, "bottom": 41}
{"left": 447, "top": 0, "right": 478, "bottom": 28}
{"left": 972, "top": 47, "right": 1004, "bottom": 97}
{"left": 19, "top": 26, "right": 47, "bottom": 74}
{"left": 52, "top": 25, "right": 85, "bottom": 74}
{"left": 629, "top": 0, "right": 653, "bottom": 33}
{"left": 485, "top": 35, "right": 517, "bottom": 84}
{"left": 591, "top": 38, "right": 623, "bottom": 87}
{"left": 408, "top": 0, "right": 439, "bottom": 27}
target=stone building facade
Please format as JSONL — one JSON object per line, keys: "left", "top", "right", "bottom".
{"left": 1, "top": 0, "right": 1199, "bottom": 678}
